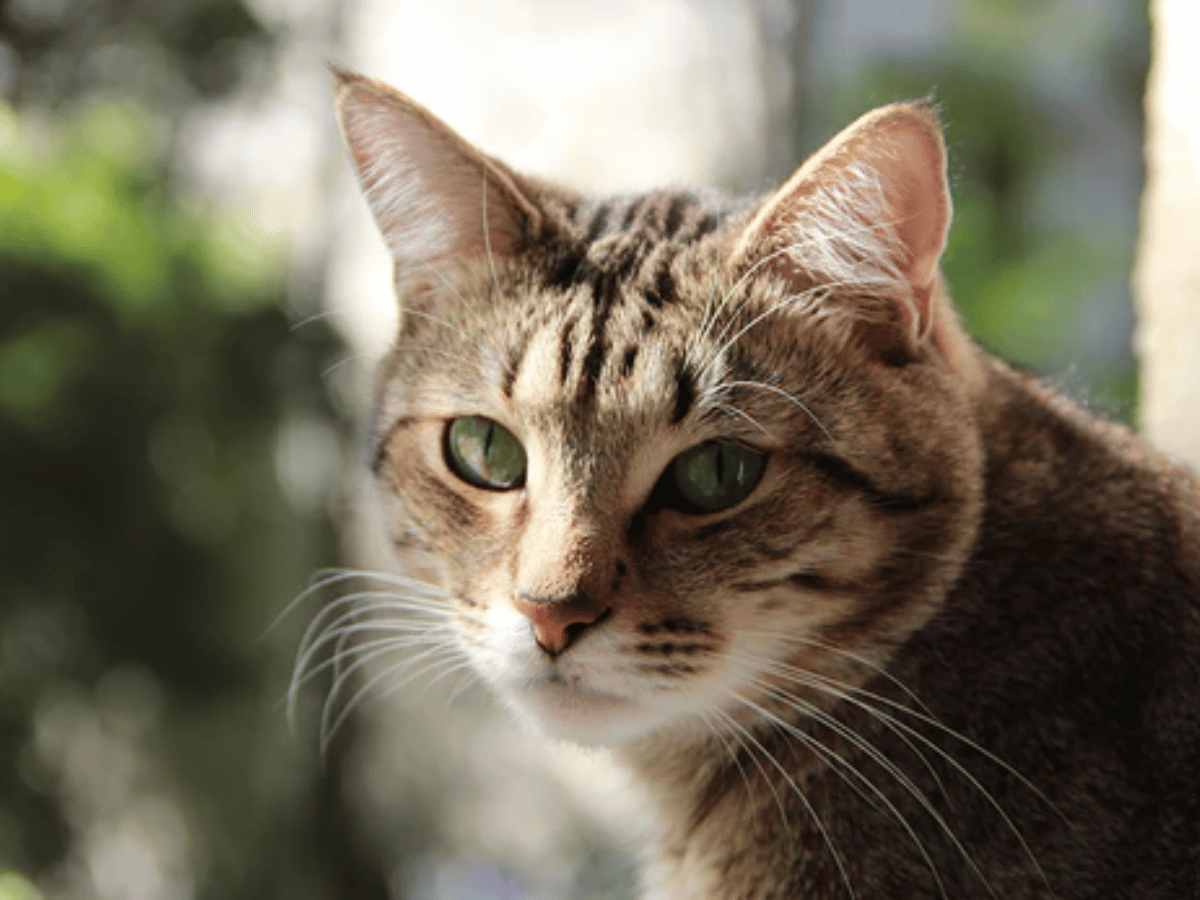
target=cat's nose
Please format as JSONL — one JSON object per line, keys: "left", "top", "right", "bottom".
{"left": 513, "top": 593, "right": 611, "bottom": 657}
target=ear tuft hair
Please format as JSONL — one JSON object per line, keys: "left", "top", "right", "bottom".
{"left": 334, "top": 70, "right": 543, "bottom": 295}
{"left": 732, "top": 101, "right": 951, "bottom": 342}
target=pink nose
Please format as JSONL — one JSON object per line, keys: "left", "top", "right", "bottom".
{"left": 512, "top": 594, "right": 610, "bottom": 657}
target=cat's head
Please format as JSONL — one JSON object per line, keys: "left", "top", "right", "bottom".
{"left": 335, "top": 70, "right": 985, "bottom": 747}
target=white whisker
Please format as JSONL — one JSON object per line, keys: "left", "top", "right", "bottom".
{"left": 698, "top": 710, "right": 758, "bottom": 804}
{"left": 741, "top": 653, "right": 1057, "bottom": 896}
{"left": 741, "top": 676, "right": 985, "bottom": 899}
{"left": 287, "top": 629, "right": 450, "bottom": 715}
{"left": 700, "top": 379, "right": 835, "bottom": 446}
{"left": 294, "top": 593, "right": 450, "bottom": 670}
{"left": 320, "top": 641, "right": 464, "bottom": 754}
{"left": 708, "top": 707, "right": 793, "bottom": 838}
{"left": 711, "top": 702, "right": 856, "bottom": 899}
{"left": 268, "top": 567, "right": 444, "bottom": 635}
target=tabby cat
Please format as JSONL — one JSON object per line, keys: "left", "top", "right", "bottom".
{"left": 328, "top": 69, "right": 1200, "bottom": 898}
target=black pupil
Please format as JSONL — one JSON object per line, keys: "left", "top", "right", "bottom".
{"left": 482, "top": 421, "right": 494, "bottom": 461}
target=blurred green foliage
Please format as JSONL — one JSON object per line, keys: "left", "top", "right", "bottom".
{"left": 0, "top": 0, "right": 1152, "bottom": 897}
{"left": 0, "top": 0, "right": 370, "bottom": 895}
{"left": 0, "top": 94, "right": 349, "bottom": 894}
{"left": 805, "top": 0, "right": 1147, "bottom": 419}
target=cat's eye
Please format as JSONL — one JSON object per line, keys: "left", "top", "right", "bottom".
{"left": 670, "top": 442, "right": 767, "bottom": 514}
{"left": 445, "top": 416, "right": 527, "bottom": 490}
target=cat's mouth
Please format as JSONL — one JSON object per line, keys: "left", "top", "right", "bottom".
{"left": 512, "top": 671, "right": 646, "bottom": 744}
{"left": 531, "top": 671, "right": 630, "bottom": 708}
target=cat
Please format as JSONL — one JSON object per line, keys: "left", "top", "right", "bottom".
{"left": 325, "top": 68, "right": 1200, "bottom": 899}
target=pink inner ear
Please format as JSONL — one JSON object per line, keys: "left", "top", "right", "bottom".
{"left": 879, "top": 121, "right": 951, "bottom": 291}
{"left": 731, "top": 102, "right": 952, "bottom": 339}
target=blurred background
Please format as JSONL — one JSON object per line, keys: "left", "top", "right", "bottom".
{"left": 0, "top": 1, "right": 1149, "bottom": 898}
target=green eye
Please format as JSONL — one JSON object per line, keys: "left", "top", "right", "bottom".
{"left": 671, "top": 442, "right": 767, "bottom": 513}
{"left": 445, "top": 417, "right": 527, "bottom": 490}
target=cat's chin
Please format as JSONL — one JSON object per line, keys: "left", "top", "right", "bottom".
{"left": 504, "top": 675, "right": 664, "bottom": 746}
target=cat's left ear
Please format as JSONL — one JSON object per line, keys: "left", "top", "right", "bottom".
{"left": 732, "top": 101, "right": 952, "bottom": 352}
{"left": 334, "top": 68, "right": 544, "bottom": 295}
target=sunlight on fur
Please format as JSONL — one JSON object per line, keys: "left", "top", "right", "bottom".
{"left": 289, "top": 68, "right": 1200, "bottom": 900}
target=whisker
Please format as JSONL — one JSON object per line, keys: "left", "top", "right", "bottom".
{"left": 707, "top": 400, "right": 775, "bottom": 438}
{"left": 708, "top": 707, "right": 793, "bottom": 838}
{"left": 695, "top": 217, "right": 888, "bottom": 357}
{"left": 694, "top": 242, "right": 799, "bottom": 352}
{"left": 297, "top": 591, "right": 451, "bottom": 649}
{"left": 750, "top": 658, "right": 1057, "bottom": 896}
{"left": 711, "top": 703, "right": 856, "bottom": 899}
{"left": 698, "top": 710, "right": 758, "bottom": 805}
{"left": 398, "top": 306, "right": 473, "bottom": 340}
{"left": 730, "top": 687, "right": 953, "bottom": 900}
{"left": 443, "top": 665, "right": 481, "bottom": 709}
{"left": 320, "top": 642, "right": 464, "bottom": 754}
{"left": 741, "top": 677, "right": 987, "bottom": 900}
{"left": 759, "top": 656, "right": 952, "bottom": 806}
{"left": 700, "top": 380, "right": 835, "bottom": 447}
{"left": 289, "top": 308, "right": 339, "bottom": 331}
{"left": 799, "top": 664, "right": 1072, "bottom": 835}
{"left": 739, "top": 629, "right": 938, "bottom": 722}
{"left": 295, "top": 619, "right": 452, "bottom": 686}
{"left": 294, "top": 594, "right": 451, "bottom": 673}
{"left": 268, "top": 567, "right": 445, "bottom": 636}
{"left": 286, "top": 629, "right": 450, "bottom": 720}
{"left": 322, "top": 353, "right": 368, "bottom": 378}
{"left": 695, "top": 291, "right": 801, "bottom": 385}
{"left": 820, "top": 679, "right": 1059, "bottom": 894}
{"left": 292, "top": 631, "right": 441, "bottom": 732}
{"left": 323, "top": 629, "right": 457, "bottom": 718}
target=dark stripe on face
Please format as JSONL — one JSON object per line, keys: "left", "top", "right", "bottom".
{"left": 663, "top": 194, "right": 689, "bottom": 238}
{"left": 558, "top": 317, "right": 576, "bottom": 385}
{"left": 679, "top": 211, "right": 719, "bottom": 243}
{"left": 416, "top": 471, "right": 482, "bottom": 531}
{"left": 369, "top": 416, "right": 415, "bottom": 475}
{"left": 584, "top": 202, "right": 613, "bottom": 243}
{"left": 637, "top": 661, "right": 700, "bottom": 677}
{"left": 645, "top": 263, "right": 676, "bottom": 308}
{"left": 671, "top": 362, "right": 696, "bottom": 424}
{"left": 621, "top": 196, "right": 648, "bottom": 229}
{"left": 621, "top": 346, "right": 638, "bottom": 378}
{"left": 577, "top": 277, "right": 617, "bottom": 404}
{"left": 501, "top": 328, "right": 532, "bottom": 398}
{"left": 731, "top": 570, "right": 834, "bottom": 593}
{"left": 608, "top": 240, "right": 645, "bottom": 283}
{"left": 804, "top": 452, "right": 936, "bottom": 513}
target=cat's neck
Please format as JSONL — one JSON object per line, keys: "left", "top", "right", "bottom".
{"left": 614, "top": 348, "right": 1199, "bottom": 899}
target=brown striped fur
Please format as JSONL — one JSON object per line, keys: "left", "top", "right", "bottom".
{"left": 333, "top": 70, "right": 1200, "bottom": 898}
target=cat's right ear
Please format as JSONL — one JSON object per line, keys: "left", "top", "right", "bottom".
{"left": 729, "top": 101, "right": 981, "bottom": 374}
{"left": 333, "top": 68, "right": 543, "bottom": 294}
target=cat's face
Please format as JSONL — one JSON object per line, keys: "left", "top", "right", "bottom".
{"left": 340, "top": 72, "right": 985, "bottom": 747}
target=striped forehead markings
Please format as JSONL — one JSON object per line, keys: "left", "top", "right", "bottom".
{"left": 558, "top": 316, "right": 577, "bottom": 386}
{"left": 531, "top": 190, "right": 729, "bottom": 409}
{"left": 645, "top": 263, "right": 676, "bottom": 308}
{"left": 577, "top": 267, "right": 620, "bottom": 405}
{"left": 501, "top": 325, "right": 533, "bottom": 399}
